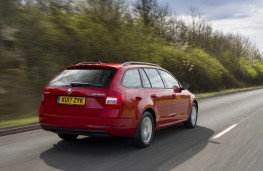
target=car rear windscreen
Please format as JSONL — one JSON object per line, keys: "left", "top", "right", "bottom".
{"left": 49, "top": 68, "right": 116, "bottom": 88}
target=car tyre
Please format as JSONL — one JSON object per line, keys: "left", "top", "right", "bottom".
{"left": 183, "top": 103, "right": 198, "bottom": 128}
{"left": 133, "top": 111, "right": 154, "bottom": 148}
{"left": 57, "top": 133, "right": 78, "bottom": 141}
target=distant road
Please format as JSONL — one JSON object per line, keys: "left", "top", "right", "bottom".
{"left": 1, "top": 89, "right": 263, "bottom": 171}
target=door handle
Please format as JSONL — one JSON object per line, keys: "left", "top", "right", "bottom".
{"left": 172, "top": 94, "right": 177, "bottom": 98}
{"left": 151, "top": 94, "right": 157, "bottom": 98}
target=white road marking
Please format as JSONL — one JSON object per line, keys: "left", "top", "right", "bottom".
{"left": 212, "top": 124, "right": 238, "bottom": 139}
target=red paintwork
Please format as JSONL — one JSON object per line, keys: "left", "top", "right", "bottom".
{"left": 39, "top": 63, "right": 197, "bottom": 137}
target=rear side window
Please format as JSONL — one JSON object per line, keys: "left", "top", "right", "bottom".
{"left": 122, "top": 69, "right": 142, "bottom": 88}
{"left": 144, "top": 68, "right": 164, "bottom": 88}
{"left": 49, "top": 68, "right": 116, "bottom": 88}
{"left": 159, "top": 70, "right": 180, "bottom": 88}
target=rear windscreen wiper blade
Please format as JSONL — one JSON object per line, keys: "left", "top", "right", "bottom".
{"left": 70, "top": 82, "right": 102, "bottom": 87}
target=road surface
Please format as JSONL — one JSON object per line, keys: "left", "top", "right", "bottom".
{"left": 1, "top": 89, "right": 263, "bottom": 171}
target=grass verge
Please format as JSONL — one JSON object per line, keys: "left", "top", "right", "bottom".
{"left": 196, "top": 86, "right": 263, "bottom": 99}
{"left": 0, "top": 86, "right": 263, "bottom": 129}
{"left": 0, "top": 116, "right": 38, "bottom": 129}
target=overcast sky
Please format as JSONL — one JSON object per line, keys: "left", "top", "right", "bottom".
{"left": 159, "top": 0, "right": 263, "bottom": 52}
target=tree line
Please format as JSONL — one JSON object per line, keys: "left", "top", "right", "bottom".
{"left": 0, "top": 0, "right": 263, "bottom": 119}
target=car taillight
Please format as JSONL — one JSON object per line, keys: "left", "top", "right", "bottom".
{"left": 105, "top": 94, "right": 124, "bottom": 108}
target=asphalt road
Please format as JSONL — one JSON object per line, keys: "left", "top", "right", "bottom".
{"left": 1, "top": 89, "right": 263, "bottom": 171}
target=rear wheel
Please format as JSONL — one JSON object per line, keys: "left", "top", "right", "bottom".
{"left": 57, "top": 133, "right": 78, "bottom": 141}
{"left": 183, "top": 103, "right": 198, "bottom": 128}
{"left": 134, "top": 111, "right": 154, "bottom": 148}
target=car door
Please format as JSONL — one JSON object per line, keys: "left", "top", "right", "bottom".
{"left": 121, "top": 68, "right": 146, "bottom": 118}
{"left": 158, "top": 69, "right": 191, "bottom": 121}
{"left": 142, "top": 68, "right": 175, "bottom": 127}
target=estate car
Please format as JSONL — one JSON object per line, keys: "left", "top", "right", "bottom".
{"left": 39, "top": 61, "right": 198, "bottom": 147}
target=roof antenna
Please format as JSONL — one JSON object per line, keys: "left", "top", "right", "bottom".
{"left": 98, "top": 60, "right": 102, "bottom": 64}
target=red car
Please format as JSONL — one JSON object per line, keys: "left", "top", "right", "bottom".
{"left": 39, "top": 61, "right": 198, "bottom": 147}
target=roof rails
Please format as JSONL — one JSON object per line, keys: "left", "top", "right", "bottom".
{"left": 76, "top": 61, "right": 102, "bottom": 65}
{"left": 122, "top": 61, "right": 160, "bottom": 67}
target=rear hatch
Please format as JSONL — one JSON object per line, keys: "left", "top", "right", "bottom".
{"left": 43, "top": 67, "right": 117, "bottom": 118}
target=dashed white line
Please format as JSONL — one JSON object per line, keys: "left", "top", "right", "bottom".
{"left": 212, "top": 124, "right": 238, "bottom": 139}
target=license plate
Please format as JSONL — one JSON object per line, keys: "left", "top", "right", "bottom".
{"left": 57, "top": 96, "right": 86, "bottom": 105}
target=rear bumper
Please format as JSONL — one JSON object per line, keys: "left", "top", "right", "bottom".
{"left": 39, "top": 113, "right": 138, "bottom": 137}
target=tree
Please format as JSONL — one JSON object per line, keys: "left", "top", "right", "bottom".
{"left": 86, "top": 0, "right": 126, "bottom": 29}
{"left": 134, "top": 0, "right": 169, "bottom": 29}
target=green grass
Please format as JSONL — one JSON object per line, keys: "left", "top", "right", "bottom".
{"left": 0, "top": 86, "right": 263, "bottom": 129}
{"left": 0, "top": 116, "right": 39, "bottom": 129}
{"left": 196, "top": 86, "right": 263, "bottom": 99}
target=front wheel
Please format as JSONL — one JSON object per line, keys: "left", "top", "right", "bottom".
{"left": 133, "top": 112, "right": 154, "bottom": 148}
{"left": 183, "top": 103, "right": 198, "bottom": 128}
{"left": 57, "top": 133, "right": 78, "bottom": 141}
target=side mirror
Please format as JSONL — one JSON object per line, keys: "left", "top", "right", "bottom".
{"left": 173, "top": 86, "right": 182, "bottom": 93}
{"left": 182, "top": 82, "right": 191, "bottom": 90}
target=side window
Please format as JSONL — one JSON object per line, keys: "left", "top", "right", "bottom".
{"left": 139, "top": 69, "right": 152, "bottom": 88}
{"left": 159, "top": 70, "right": 180, "bottom": 88}
{"left": 144, "top": 68, "right": 165, "bottom": 88}
{"left": 122, "top": 69, "right": 142, "bottom": 88}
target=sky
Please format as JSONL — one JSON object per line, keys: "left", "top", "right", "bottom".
{"left": 160, "top": 0, "right": 263, "bottom": 52}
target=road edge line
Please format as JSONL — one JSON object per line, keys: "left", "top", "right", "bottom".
{"left": 0, "top": 124, "right": 40, "bottom": 136}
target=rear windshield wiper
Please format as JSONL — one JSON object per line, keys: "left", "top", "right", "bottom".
{"left": 70, "top": 82, "right": 102, "bottom": 87}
